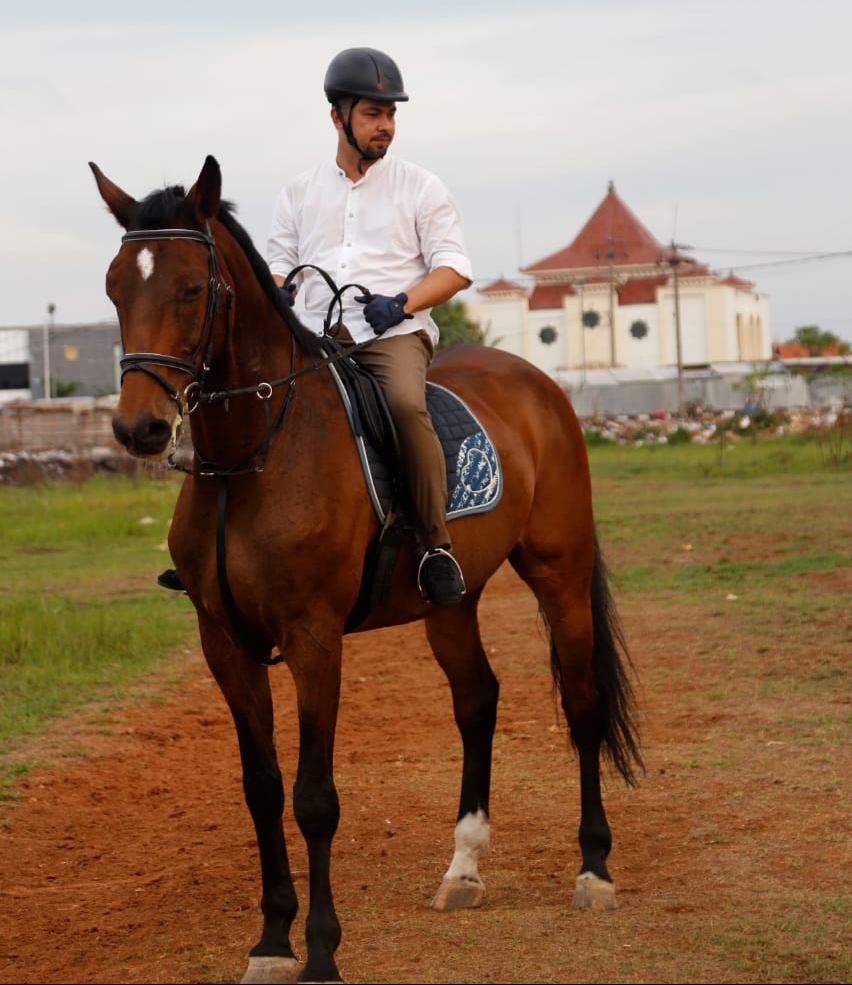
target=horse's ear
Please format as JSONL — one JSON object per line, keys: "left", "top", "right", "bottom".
{"left": 186, "top": 155, "right": 222, "bottom": 224}
{"left": 89, "top": 162, "right": 138, "bottom": 230}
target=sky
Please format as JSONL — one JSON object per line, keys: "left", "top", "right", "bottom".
{"left": 2, "top": 0, "right": 851, "bottom": 345}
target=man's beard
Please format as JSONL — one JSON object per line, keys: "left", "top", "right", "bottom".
{"left": 364, "top": 134, "right": 391, "bottom": 159}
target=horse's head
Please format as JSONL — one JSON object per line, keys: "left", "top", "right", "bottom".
{"left": 90, "top": 155, "right": 231, "bottom": 460}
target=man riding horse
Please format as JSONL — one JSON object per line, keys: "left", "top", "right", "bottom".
{"left": 161, "top": 47, "right": 472, "bottom": 604}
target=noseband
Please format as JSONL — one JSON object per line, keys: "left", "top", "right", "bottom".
{"left": 119, "top": 226, "right": 232, "bottom": 414}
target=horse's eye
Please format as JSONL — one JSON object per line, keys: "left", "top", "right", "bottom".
{"left": 183, "top": 283, "right": 206, "bottom": 302}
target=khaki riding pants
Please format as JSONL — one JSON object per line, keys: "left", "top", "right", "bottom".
{"left": 344, "top": 329, "right": 450, "bottom": 553}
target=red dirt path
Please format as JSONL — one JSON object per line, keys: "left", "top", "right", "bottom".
{"left": 1, "top": 561, "right": 848, "bottom": 984}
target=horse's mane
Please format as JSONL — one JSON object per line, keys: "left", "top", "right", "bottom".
{"left": 136, "top": 185, "right": 325, "bottom": 357}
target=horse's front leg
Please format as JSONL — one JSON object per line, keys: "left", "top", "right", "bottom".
{"left": 287, "top": 633, "right": 344, "bottom": 984}
{"left": 200, "top": 623, "right": 301, "bottom": 985}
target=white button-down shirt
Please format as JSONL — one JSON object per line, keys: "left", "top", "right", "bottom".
{"left": 267, "top": 155, "right": 473, "bottom": 345}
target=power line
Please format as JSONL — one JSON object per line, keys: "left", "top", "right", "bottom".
{"left": 694, "top": 246, "right": 847, "bottom": 256}
{"left": 470, "top": 248, "right": 851, "bottom": 287}
{"left": 691, "top": 249, "right": 852, "bottom": 273}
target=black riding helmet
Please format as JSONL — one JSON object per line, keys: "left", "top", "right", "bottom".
{"left": 324, "top": 48, "right": 408, "bottom": 172}
{"left": 324, "top": 47, "right": 409, "bottom": 103}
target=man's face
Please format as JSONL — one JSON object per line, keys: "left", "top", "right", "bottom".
{"left": 342, "top": 98, "right": 397, "bottom": 157}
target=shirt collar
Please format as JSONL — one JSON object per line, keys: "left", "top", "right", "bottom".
{"left": 332, "top": 154, "right": 388, "bottom": 184}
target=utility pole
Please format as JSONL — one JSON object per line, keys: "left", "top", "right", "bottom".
{"left": 606, "top": 238, "right": 616, "bottom": 368}
{"left": 660, "top": 241, "right": 689, "bottom": 418}
{"left": 593, "top": 238, "right": 625, "bottom": 368}
{"left": 573, "top": 276, "right": 586, "bottom": 385}
{"left": 672, "top": 245, "right": 684, "bottom": 417}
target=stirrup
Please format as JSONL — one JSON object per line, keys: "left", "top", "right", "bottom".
{"left": 417, "top": 547, "right": 466, "bottom": 605}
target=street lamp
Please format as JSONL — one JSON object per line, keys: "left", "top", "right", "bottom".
{"left": 44, "top": 303, "right": 56, "bottom": 401}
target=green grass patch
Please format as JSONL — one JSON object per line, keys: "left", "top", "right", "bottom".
{"left": 0, "top": 473, "right": 195, "bottom": 804}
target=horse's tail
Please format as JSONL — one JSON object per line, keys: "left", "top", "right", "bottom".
{"left": 551, "top": 532, "right": 645, "bottom": 787}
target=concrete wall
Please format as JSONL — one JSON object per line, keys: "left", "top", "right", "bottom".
{"left": 561, "top": 371, "right": 843, "bottom": 419}
{"left": 0, "top": 397, "right": 120, "bottom": 452}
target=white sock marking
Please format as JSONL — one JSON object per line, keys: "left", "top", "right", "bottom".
{"left": 444, "top": 809, "right": 490, "bottom": 882}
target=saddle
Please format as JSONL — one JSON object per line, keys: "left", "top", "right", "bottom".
{"left": 322, "top": 341, "right": 502, "bottom": 631}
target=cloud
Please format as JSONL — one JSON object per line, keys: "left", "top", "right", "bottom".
{"left": 1, "top": 1, "right": 851, "bottom": 342}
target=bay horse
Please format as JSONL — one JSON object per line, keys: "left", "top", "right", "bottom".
{"left": 90, "top": 154, "right": 643, "bottom": 985}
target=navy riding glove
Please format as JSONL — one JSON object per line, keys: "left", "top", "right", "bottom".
{"left": 278, "top": 283, "right": 296, "bottom": 307}
{"left": 356, "top": 292, "right": 414, "bottom": 336}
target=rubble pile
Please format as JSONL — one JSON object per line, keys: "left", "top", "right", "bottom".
{"left": 582, "top": 406, "right": 850, "bottom": 446}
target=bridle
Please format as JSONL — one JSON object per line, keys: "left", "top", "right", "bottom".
{"left": 119, "top": 225, "right": 233, "bottom": 421}
{"left": 116, "top": 225, "right": 376, "bottom": 478}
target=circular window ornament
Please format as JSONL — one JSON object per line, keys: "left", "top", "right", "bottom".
{"left": 629, "top": 319, "right": 649, "bottom": 340}
{"left": 538, "top": 325, "right": 557, "bottom": 345}
{"left": 582, "top": 310, "right": 599, "bottom": 328}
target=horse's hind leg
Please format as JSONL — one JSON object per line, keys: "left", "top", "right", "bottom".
{"left": 509, "top": 539, "right": 634, "bottom": 912}
{"left": 423, "top": 596, "right": 498, "bottom": 912}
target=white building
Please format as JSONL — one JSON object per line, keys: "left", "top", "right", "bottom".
{"left": 467, "top": 181, "right": 771, "bottom": 379}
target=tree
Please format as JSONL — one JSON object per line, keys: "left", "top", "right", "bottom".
{"left": 792, "top": 325, "right": 850, "bottom": 356}
{"left": 433, "top": 300, "right": 485, "bottom": 350}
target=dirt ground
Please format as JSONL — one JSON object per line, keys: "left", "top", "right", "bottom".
{"left": 1, "top": 561, "right": 849, "bottom": 985}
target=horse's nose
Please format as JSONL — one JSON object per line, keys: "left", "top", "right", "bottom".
{"left": 112, "top": 413, "right": 174, "bottom": 458}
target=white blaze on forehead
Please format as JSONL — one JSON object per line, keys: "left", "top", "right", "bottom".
{"left": 137, "top": 247, "right": 155, "bottom": 281}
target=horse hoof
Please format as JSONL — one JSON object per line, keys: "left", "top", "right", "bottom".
{"left": 572, "top": 872, "right": 618, "bottom": 910}
{"left": 240, "top": 955, "right": 301, "bottom": 984}
{"left": 430, "top": 875, "right": 487, "bottom": 911}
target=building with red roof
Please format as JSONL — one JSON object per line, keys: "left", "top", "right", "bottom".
{"left": 468, "top": 181, "right": 771, "bottom": 377}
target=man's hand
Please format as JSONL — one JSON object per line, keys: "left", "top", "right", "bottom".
{"left": 355, "top": 292, "right": 414, "bottom": 336}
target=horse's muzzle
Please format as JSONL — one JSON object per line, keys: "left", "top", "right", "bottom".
{"left": 112, "top": 411, "right": 178, "bottom": 460}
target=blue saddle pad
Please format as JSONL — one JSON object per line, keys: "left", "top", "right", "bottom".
{"left": 329, "top": 365, "right": 503, "bottom": 524}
